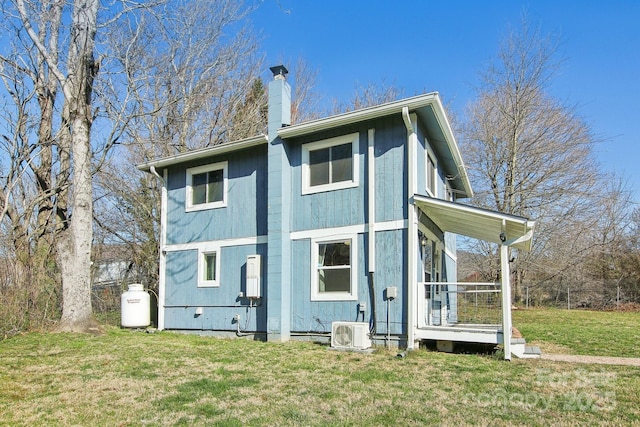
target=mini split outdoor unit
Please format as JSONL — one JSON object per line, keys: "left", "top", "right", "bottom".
{"left": 331, "top": 322, "right": 372, "bottom": 350}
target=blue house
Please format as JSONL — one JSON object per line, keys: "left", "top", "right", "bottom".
{"left": 138, "top": 66, "right": 536, "bottom": 359}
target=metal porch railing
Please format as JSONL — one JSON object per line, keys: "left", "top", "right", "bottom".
{"left": 419, "top": 282, "right": 503, "bottom": 327}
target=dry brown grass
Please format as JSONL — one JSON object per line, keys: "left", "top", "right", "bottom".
{"left": 1, "top": 320, "right": 639, "bottom": 426}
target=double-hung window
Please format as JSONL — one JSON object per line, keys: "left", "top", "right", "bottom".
{"left": 302, "top": 133, "right": 359, "bottom": 194}
{"left": 186, "top": 161, "right": 227, "bottom": 211}
{"left": 311, "top": 236, "right": 357, "bottom": 301}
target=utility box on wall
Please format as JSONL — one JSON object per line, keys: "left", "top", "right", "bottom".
{"left": 246, "top": 255, "right": 261, "bottom": 298}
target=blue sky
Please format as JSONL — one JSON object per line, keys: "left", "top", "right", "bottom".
{"left": 251, "top": 1, "right": 640, "bottom": 201}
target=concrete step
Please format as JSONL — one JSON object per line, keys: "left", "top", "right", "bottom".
{"left": 524, "top": 345, "right": 542, "bottom": 356}
{"left": 511, "top": 338, "right": 541, "bottom": 359}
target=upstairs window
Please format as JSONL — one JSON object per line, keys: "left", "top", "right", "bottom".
{"left": 426, "top": 150, "right": 437, "bottom": 197}
{"left": 186, "top": 162, "right": 227, "bottom": 211}
{"left": 302, "top": 133, "right": 359, "bottom": 194}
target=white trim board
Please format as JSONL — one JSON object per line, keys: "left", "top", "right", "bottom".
{"left": 164, "top": 236, "right": 268, "bottom": 253}
{"left": 290, "top": 220, "right": 407, "bottom": 241}
{"left": 163, "top": 219, "right": 408, "bottom": 253}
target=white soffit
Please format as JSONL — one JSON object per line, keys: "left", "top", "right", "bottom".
{"left": 414, "top": 195, "right": 535, "bottom": 251}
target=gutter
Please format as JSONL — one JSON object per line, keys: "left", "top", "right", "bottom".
{"left": 279, "top": 93, "right": 440, "bottom": 138}
{"left": 137, "top": 134, "right": 268, "bottom": 172}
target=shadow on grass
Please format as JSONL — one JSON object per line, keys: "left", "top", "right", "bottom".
{"left": 420, "top": 340, "right": 501, "bottom": 357}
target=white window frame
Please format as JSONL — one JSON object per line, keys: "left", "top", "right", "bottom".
{"left": 426, "top": 142, "right": 438, "bottom": 197}
{"left": 185, "top": 161, "right": 228, "bottom": 212}
{"left": 198, "top": 247, "right": 221, "bottom": 288}
{"left": 302, "top": 132, "right": 359, "bottom": 195}
{"left": 310, "top": 235, "right": 358, "bottom": 301}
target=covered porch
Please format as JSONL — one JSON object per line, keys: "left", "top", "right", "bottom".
{"left": 412, "top": 195, "right": 535, "bottom": 360}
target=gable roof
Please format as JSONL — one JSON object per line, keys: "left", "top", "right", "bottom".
{"left": 137, "top": 134, "right": 268, "bottom": 172}
{"left": 136, "top": 93, "right": 472, "bottom": 199}
{"left": 278, "top": 92, "right": 471, "bottom": 198}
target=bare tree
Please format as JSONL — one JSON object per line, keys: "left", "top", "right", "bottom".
{"left": 0, "top": 0, "right": 69, "bottom": 333}
{"left": 14, "top": 0, "right": 104, "bottom": 332}
{"left": 331, "top": 79, "right": 404, "bottom": 114}
{"left": 583, "top": 179, "right": 636, "bottom": 307}
{"left": 1, "top": 0, "right": 322, "bottom": 333}
{"left": 459, "top": 18, "right": 627, "bottom": 305}
{"left": 289, "top": 58, "right": 322, "bottom": 123}
{"left": 93, "top": 0, "right": 269, "bottom": 293}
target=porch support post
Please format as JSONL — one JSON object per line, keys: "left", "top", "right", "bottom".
{"left": 500, "top": 242, "right": 512, "bottom": 360}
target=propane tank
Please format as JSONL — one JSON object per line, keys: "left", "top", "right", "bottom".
{"left": 121, "top": 284, "right": 150, "bottom": 328}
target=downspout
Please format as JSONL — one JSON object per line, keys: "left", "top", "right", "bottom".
{"left": 402, "top": 107, "right": 418, "bottom": 349}
{"left": 367, "top": 128, "right": 377, "bottom": 334}
{"left": 500, "top": 220, "right": 512, "bottom": 360}
{"left": 150, "top": 166, "right": 167, "bottom": 331}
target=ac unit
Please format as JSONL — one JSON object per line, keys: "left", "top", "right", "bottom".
{"left": 331, "top": 322, "right": 372, "bottom": 350}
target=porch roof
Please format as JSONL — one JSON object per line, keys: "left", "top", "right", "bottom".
{"left": 414, "top": 195, "right": 535, "bottom": 251}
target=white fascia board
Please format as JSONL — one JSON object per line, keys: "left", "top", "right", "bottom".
{"left": 136, "top": 134, "right": 268, "bottom": 172}
{"left": 414, "top": 195, "right": 535, "bottom": 251}
{"left": 429, "top": 96, "right": 474, "bottom": 199}
{"left": 278, "top": 93, "right": 440, "bottom": 138}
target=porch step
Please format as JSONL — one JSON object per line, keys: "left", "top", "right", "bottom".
{"left": 511, "top": 337, "right": 541, "bottom": 359}
{"left": 524, "top": 345, "right": 542, "bottom": 357}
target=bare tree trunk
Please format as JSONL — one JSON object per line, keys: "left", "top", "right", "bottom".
{"left": 16, "top": 0, "right": 101, "bottom": 332}
{"left": 54, "top": 0, "right": 100, "bottom": 333}
{"left": 56, "top": 112, "right": 98, "bottom": 332}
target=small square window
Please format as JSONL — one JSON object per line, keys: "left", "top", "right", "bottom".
{"left": 204, "top": 252, "right": 217, "bottom": 281}
{"left": 302, "top": 133, "right": 359, "bottom": 194}
{"left": 186, "top": 162, "right": 227, "bottom": 211}
{"left": 198, "top": 249, "right": 220, "bottom": 287}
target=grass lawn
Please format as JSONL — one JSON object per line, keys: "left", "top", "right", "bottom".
{"left": 1, "top": 308, "right": 638, "bottom": 426}
{"left": 513, "top": 308, "right": 640, "bottom": 357}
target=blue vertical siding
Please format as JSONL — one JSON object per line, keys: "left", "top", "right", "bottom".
{"left": 165, "top": 146, "right": 267, "bottom": 245}
{"left": 416, "top": 121, "right": 449, "bottom": 199}
{"left": 266, "top": 136, "right": 293, "bottom": 339}
{"left": 290, "top": 234, "right": 368, "bottom": 332}
{"left": 159, "top": 109, "right": 461, "bottom": 340}
{"left": 374, "top": 116, "right": 407, "bottom": 223}
{"left": 288, "top": 117, "right": 408, "bottom": 233}
{"left": 286, "top": 118, "right": 409, "bottom": 336}
{"left": 289, "top": 128, "right": 366, "bottom": 231}
{"left": 372, "top": 229, "right": 407, "bottom": 335}
{"left": 444, "top": 249, "right": 458, "bottom": 323}
{"left": 288, "top": 230, "right": 407, "bottom": 336}
{"left": 164, "top": 243, "right": 267, "bottom": 331}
